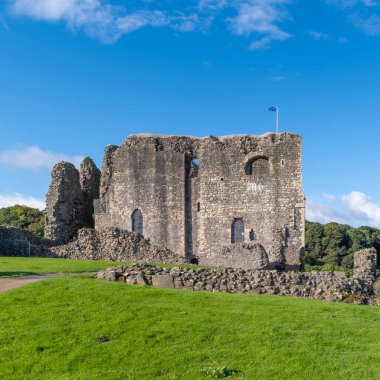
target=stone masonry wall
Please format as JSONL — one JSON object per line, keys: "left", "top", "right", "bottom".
{"left": 95, "top": 133, "right": 305, "bottom": 270}
{"left": 354, "top": 248, "right": 378, "bottom": 282}
{"left": 80, "top": 157, "right": 101, "bottom": 228}
{"left": 96, "top": 263, "right": 380, "bottom": 305}
{"left": 196, "top": 134, "right": 304, "bottom": 270}
{"left": 0, "top": 226, "right": 55, "bottom": 257}
{"left": 95, "top": 136, "right": 198, "bottom": 257}
{"left": 44, "top": 162, "right": 83, "bottom": 244}
{"left": 45, "top": 158, "right": 100, "bottom": 244}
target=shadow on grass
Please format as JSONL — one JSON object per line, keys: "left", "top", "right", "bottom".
{"left": 0, "top": 272, "right": 41, "bottom": 278}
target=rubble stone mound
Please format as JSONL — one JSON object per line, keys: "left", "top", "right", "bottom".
{"left": 96, "top": 263, "right": 380, "bottom": 305}
{"left": 51, "top": 227, "right": 188, "bottom": 265}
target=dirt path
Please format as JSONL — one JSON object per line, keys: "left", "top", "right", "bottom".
{"left": 0, "top": 274, "right": 61, "bottom": 293}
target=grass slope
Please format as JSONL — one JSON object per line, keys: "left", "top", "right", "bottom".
{"left": 1, "top": 276, "right": 380, "bottom": 379}
{"left": 0, "top": 257, "right": 128, "bottom": 277}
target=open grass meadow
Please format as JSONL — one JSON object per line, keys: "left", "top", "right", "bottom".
{"left": 0, "top": 257, "right": 214, "bottom": 278}
{"left": 1, "top": 272, "right": 380, "bottom": 379}
{"left": 0, "top": 257, "right": 130, "bottom": 278}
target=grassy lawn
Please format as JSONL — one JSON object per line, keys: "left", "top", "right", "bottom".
{"left": 0, "top": 257, "right": 214, "bottom": 278}
{"left": 0, "top": 257, "right": 129, "bottom": 277}
{"left": 1, "top": 276, "right": 380, "bottom": 379}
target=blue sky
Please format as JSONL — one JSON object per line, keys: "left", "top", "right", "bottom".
{"left": 0, "top": 0, "right": 380, "bottom": 227}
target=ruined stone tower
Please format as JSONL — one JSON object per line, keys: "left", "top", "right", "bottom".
{"left": 45, "top": 158, "right": 100, "bottom": 244}
{"left": 92, "top": 133, "right": 305, "bottom": 270}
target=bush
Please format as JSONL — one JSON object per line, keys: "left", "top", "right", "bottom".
{"left": 321, "top": 264, "right": 335, "bottom": 273}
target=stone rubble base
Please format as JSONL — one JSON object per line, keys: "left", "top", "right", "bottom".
{"left": 96, "top": 263, "right": 380, "bottom": 306}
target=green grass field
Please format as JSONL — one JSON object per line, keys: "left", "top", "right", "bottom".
{"left": 0, "top": 257, "right": 214, "bottom": 278}
{"left": 0, "top": 257, "right": 130, "bottom": 277}
{"left": 1, "top": 272, "right": 380, "bottom": 379}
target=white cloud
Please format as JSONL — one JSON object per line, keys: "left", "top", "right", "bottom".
{"left": 8, "top": 0, "right": 293, "bottom": 49}
{"left": 327, "top": 0, "right": 380, "bottom": 36}
{"left": 307, "top": 191, "right": 380, "bottom": 228}
{"left": 308, "top": 31, "right": 329, "bottom": 40}
{"left": 351, "top": 13, "right": 380, "bottom": 35}
{"left": 323, "top": 193, "right": 337, "bottom": 201}
{"left": 11, "top": 0, "right": 161, "bottom": 43}
{"left": 0, "top": 146, "right": 83, "bottom": 170}
{"left": 0, "top": 193, "right": 45, "bottom": 210}
{"left": 342, "top": 191, "right": 380, "bottom": 227}
{"left": 226, "top": 0, "right": 292, "bottom": 50}
{"left": 306, "top": 199, "right": 349, "bottom": 225}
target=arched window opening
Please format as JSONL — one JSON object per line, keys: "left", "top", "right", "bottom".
{"left": 190, "top": 158, "right": 199, "bottom": 178}
{"left": 245, "top": 157, "right": 269, "bottom": 179}
{"left": 231, "top": 219, "right": 244, "bottom": 244}
{"left": 132, "top": 209, "right": 143, "bottom": 235}
{"left": 249, "top": 229, "right": 256, "bottom": 241}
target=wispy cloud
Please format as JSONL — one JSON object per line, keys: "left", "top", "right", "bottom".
{"left": 210, "top": 0, "right": 293, "bottom": 50}
{"left": 7, "top": 0, "right": 293, "bottom": 49}
{"left": 269, "top": 75, "right": 284, "bottom": 81}
{"left": 0, "top": 146, "right": 83, "bottom": 170}
{"left": 327, "top": 0, "right": 380, "bottom": 36}
{"left": 308, "top": 30, "right": 329, "bottom": 40}
{"left": 307, "top": 191, "right": 380, "bottom": 228}
{"left": 0, "top": 192, "right": 45, "bottom": 210}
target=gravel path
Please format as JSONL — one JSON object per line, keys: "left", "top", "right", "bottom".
{"left": 0, "top": 274, "right": 61, "bottom": 293}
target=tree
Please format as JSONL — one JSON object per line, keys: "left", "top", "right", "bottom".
{"left": 0, "top": 205, "right": 45, "bottom": 237}
{"left": 305, "top": 221, "right": 380, "bottom": 269}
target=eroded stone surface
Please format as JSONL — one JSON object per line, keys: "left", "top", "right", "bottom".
{"left": 354, "top": 248, "right": 377, "bottom": 282}
{"left": 45, "top": 159, "right": 101, "bottom": 244}
{"left": 96, "top": 263, "right": 380, "bottom": 305}
{"left": 94, "top": 133, "right": 305, "bottom": 270}
{"left": 0, "top": 226, "right": 55, "bottom": 257}
{"left": 51, "top": 227, "right": 188, "bottom": 264}
{"left": 44, "top": 162, "right": 83, "bottom": 244}
{"left": 80, "top": 157, "right": 100, "bottom": 228}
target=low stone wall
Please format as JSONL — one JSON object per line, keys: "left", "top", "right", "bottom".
{"left": 96, "top": 264, "right": 380, "bottom": 305}
{"left": 51, "top": 227, "right": 188, "bottom": 265}
{"left": 0, "top": 226, "right": 55, "bottom": 257}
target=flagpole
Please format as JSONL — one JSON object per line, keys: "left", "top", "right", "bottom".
{"left": 276, "top": 106, "right": 279, "bottom": 133}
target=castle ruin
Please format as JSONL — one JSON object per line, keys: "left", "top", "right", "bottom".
{"left": 44, "top": 133, "right": 305, "bottom": 270}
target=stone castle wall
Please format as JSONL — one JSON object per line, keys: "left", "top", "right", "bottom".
{"left": 95, "top": 137, "right": 197, "bottom": 258}
{"left": 0, "top": 226, "right": 55, "bottom": 257}
{"left": 94, "top": 133, "right": 305, "bottom": 270}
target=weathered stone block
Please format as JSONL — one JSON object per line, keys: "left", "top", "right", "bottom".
{"left": 151, "top": 274, "right": 174, "bottom": 289}
{"left": 354, "top": 248, "right": 377, "bottom": 281}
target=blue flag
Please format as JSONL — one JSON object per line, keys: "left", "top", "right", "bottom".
{"left": 268, "top": 106, "right": 277, "bottom": 112}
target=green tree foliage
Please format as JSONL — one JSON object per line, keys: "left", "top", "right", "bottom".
{"left": 0, "top": 205, "right": 44, "bottom": 237}
{"left": 305, "top": 221, "right": 380, "bottom": 269}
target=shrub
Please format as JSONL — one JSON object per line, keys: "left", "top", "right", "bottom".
{"left": 321, "top": 264, "right": 335, "bottom": 273}
{"left": 202, "top": 367, "right": 239, "bottom": 378}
